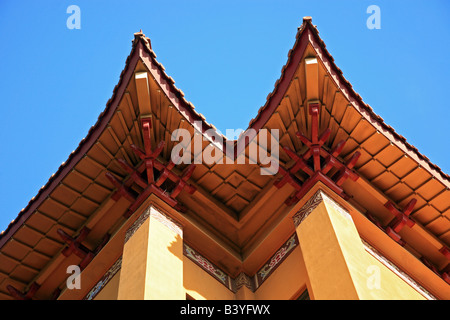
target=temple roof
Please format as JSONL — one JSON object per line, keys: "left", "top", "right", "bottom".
{"left": 0, "top": 17, "right": 448, "bottom": 299}
{"left": 250, "top": 17, "right": 449, "bottom": 183}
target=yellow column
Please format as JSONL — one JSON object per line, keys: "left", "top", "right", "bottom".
{"left": 293, "top": 190, "right": 372, "bottom": 300}
{"left": 118, "top": 205, "right": 184, "bottom": 300}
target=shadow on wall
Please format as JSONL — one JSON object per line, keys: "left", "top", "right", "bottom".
{"left": 167, "top": 234, "right": 235, "bottom": 300}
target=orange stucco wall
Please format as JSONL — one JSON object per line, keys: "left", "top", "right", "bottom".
{"left": 90, "top": 243, "right": 430, "bottom": 300}
{"left": 117, "top": 207, "right": 184, "bottom": 300}
{"left": 296, "top": 198, "right": 429, "bottom": 300}
{"left": 92, "top": 256, "right": 236, "bottom": 300}
{"left": 183, "top": 257, "right": 235, "bottom": 300}
{"left": 94, "top": 270, "right": 121, "bottom": 300}
{"left": 89, "top": 198, "right": 434, "bottom": 300}
{"left": 362, "top": 250, "right": 426, "bottom": 299}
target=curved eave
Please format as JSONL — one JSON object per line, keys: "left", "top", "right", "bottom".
{"left": 0, "top": 30, "right": 234, "bottom": 249}
{"left": 1, "top": 18, "right": 448, "bottom": 253}
{"left": 249, "top": 17, "right": 449, "bottom": 187}
{"left": 0, "top": 37, "right": 142, "bottom": 248}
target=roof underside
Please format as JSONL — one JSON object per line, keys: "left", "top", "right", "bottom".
{"left": 0, "top": 17, "right": 448, "bottom": 299}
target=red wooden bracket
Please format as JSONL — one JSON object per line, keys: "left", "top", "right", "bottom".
{"left": 57, "top": 227, "right": 95, "bottom": 270}
{"left": 6, "top": 282, "right": 40, "bottom": 300}
{"left": 170, "top": 164, "right": 197, "bottom": 199}
{"left": 105, "top": 172, "right": 136, "bottom": 203}
{"left": 384, "top": 226, "right": 406, "bottom": 246}
{"left": 385, "top": 199, "right": 416, "bottom": 232}
{"left": 443, "top": 272, "right": 450, "bottom": 285}
{"left": 368, "top": 208, "right": 449, "bottom": 279}
{"left": 421, "top": 257, "right": 440, "bottom": 274}
{"left": 106, "top": 117, "right": 196, "bottom": 218}
{"left": 439, "top": 246, "right": 450, "bottom": 260}
{"left": 366, "top": 212, "right": 384, "bottom": 230}
{"left": 273, "top": 163, "right": 304, "bottom": 191}
{"left": 94, "top": 233, "right": 111, "bottom": 255}
{"left": 421, "top": 257, "right": 450, "bottom": 284}
{"left": 367, "top": 212, "right": 406, "bottom": 246}
{"left": 380, "top": 199, "right": 416, "bottom": 246}
{"left": 274, "top": 103, "right": 360, "bottom": 205}
{"left": 51, "top": 288, "right": 62, "bottom": 300}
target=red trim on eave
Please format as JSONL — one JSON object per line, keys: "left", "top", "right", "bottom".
{"left": 137, "top": 26, "right": 313, "bottom": 160}
{"left": 304, "top": 23, "right": 450, "bottom": 186}
{"left": 137, "top": 40, "right": 231, "bottom": 155}
{"left": 2, "top": 19, "right": 448, "bottom": 249}
{"left": 246, "top": 19, "right": 449, "bottom": 185}
{"left": 0, "top": 41, "right": 143, "bottom": 249}
{"left": 234, "top": 28, "right": 310, "bottom": 157}
{"left": 249, "top": 31, "right": 309, "bottom": 133}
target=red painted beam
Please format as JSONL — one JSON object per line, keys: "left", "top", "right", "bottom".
{"left": 7, "top": 282, "right": 40, "bottom": 300}
{"left": 57, "top": 227, "right": 95, "bottom": 270}
{"left": 439, "top": 246, "right": 450, "bottom": 260}
{"left": 385, "top": 199, "right": 416, "bottom": 233}
{"left": 105, "top": 171, "right": 136, "bottom": 203}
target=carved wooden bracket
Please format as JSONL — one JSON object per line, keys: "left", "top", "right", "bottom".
{"left": 275, "top": 102, "right": 360, "bottom": 205}
{"left": 106, "top": 118, "right": 196, "bottom": 218}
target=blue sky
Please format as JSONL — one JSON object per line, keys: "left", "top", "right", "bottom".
{"left": 0, "top": 0, "right": 449, "bottom": 232}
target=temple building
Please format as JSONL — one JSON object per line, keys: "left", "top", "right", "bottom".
{"left": 0, "top": 17, "right": 449, "bottom": 300}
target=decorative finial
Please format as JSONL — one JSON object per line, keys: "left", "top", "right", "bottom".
{"left": 133, "top": 29, "right": 148, "bottom": 45}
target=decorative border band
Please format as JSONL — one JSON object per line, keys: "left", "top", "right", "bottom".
{"left": 125, "top": 205, "right": 183, "bottom": 243}
{"left": 85, "top": 236, "right": 436, "bottom": 300}
{"left": 183, "top": 243, "right": 234, "bottom": 291}
{"left": 234, "top": 272, "right": 255, "bottom": 292}
{"left": 255, "top": 233, "right": 298, "bottom": 288}
{"left": 184, "top": 233, "right": 299, "bottom": 292}
{"left": 84, "top": 256, "right": 122, "bottom": 300}
{"left": 292, "top": 189, "right": 351, "bottom": 227}
{"left": 84, "top": 234, "right": 299, "bottom": 297}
